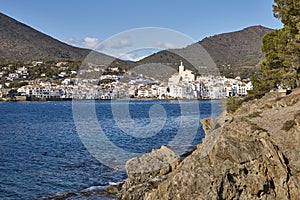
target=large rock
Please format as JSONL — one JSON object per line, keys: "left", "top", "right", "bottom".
{"left": 118, "top": 89, "right": 300, "bottom": 200}
{"left": 118, "top": 146, "right": 179, "bottom": 199}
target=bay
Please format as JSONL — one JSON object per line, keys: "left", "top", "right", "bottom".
{"left": 0, "top": 100, "right": 223, "bottom": 199}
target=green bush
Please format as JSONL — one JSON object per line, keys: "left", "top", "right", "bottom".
{"left": 226, "top": 97, "right": 243, "bottom": 113}
{"left": 9, "top": 81, "right": 28, "bottom": 88}
{"left": 281, "top": 120, "right": 295, "bottom": 132}
{"left": 247, "top": 112, "right": 262, "bottom": 118}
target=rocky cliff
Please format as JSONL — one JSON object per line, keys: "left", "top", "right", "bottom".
{"left": 118, "top": 88, "right": 300, "bottom": 199}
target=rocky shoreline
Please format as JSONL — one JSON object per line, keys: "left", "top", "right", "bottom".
{"left": 117, "top": 89, "right": 300, "bottom": 199}
{"left": 41, "top": 184, "right": 121, "bottom": 200}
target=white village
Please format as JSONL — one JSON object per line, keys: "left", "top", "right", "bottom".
{"left": 4, "top": 61, "right": 253, "bottom": 101}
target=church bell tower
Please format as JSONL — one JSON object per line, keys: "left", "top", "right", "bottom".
{"left": 179, "top": 60, "right": 184, "bottom": 75}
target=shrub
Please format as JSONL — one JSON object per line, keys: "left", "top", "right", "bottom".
{"left": 281, "top": 120, "right": 295, "bottom": 132}
{"left": 226, "top": 97, "right": 243, "bottom": 113}
{"left": 247, "top": 112, "right": 262, "bottom": 118}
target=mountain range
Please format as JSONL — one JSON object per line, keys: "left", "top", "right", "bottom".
{"left": 135, "top": 26, "right": 272, "bottom": 78}
{"left": 0, "top": 12, "right": 273, "bottom": 77}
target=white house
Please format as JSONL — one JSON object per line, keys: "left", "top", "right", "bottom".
{"left": 237, "top": 81, "right": 253, "bottom": 96}
{"left": 16, "top": 66, "right": 28, "bottom": 75}
{"left": 58, "top": 72, "right": 67, "bottom": 78}
{"left": 137, "top": 87, "right": 150, "bottom": 98}
{"left": 157, "top": 84, "right": 168, "bottom": 99}
{"left": 246, "top": 81, "right": 253, "bottom": 91}
{"left": 62, "top": 79, "right": 71, "bottom": 85}
{"left": 71, "top": 71, "right": 77, "bottom": 75}
{"left": 207, "top": 86, "right": 222, "bottom": 99}
{"left": 150, "top": 85, "right": 158, "bottom": 97}
{"left": 109, "top": 67, "right": 119, "bottom": 72}
{"left": 9, "top": 73, "right": 19, "bottom": 79}
{"left": 17, "top": 85, "right": 43, "bottom": 97}
{"left": 168, "top": 84, "right": 183, "bottom": 98}
{"left": 56, "top": 61, "right": 68, "bottom": 67}
{"left": 17, "top": 84, "right": 63, "bottom": 99}
{"left": 32, "top": 61, "right": 43, "bottom": 66}
{"left": 0, "top": 71, "right": 6, "bottom": 77}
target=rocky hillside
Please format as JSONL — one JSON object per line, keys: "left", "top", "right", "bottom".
{"left": 136, "top": 26, "right": 273, "bottom": 78}
{"left": 0, "top": 12, "right": 122, "bottom": 66}
{"left": 200, "top": 26, "right": 273, "bottom": 67}
{"left": 118, "top": 88, "right": 300, "bottom": 199}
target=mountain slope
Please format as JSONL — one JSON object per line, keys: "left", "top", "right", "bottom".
{"left": 200, "top": 25, "right": 273, "bottom": 67}
{"left": 136, "top": 26, "right": 273, "bottom": 78}
{"left": 0, "top": 12, "right": 118, "bottom": 65}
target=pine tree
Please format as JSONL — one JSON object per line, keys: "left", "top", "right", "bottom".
{"left": 254, "top": 0, "right": 300, "bottom": 94}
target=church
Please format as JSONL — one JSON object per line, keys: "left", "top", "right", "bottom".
{"left": 168, "top": 61, "right": 196, "bottom": 98}
{"left": 168, "top": 61, "right": 195, "bottom": 85}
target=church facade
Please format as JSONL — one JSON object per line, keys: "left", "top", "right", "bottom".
{"left": 168, "top": 61, "right": 197, "bottom": 99}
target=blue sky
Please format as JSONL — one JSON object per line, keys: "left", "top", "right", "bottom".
{"left": 1, "top": 0, "right": 283, "bottom": 60}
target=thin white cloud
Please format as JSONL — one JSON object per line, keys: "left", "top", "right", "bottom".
{"left": 114, "top": 48, "right": 159, "bottom": 61}
{"left": 117, "top": 53, "right": 147, "bottom": 61}
{"left": 61, "top": 37, "right": 81, "bottom": 46}
{"left": 154, "top": 41, "right": 180, "bottom": 49}
{"left": 99, "top": 37, "right": 132, "bottom": 50}
{"left": 83, "top": 37, "right": 101, "bottom": 49}
{"left": 62, "top": 37, "right": 101, "bottom": 50}
{"left": 62, "top": 36, "right": 132, "bottom": 50}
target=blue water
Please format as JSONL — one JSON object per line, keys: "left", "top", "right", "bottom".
{"left": 0, "top": 100, "right": 223, "bottom": 199}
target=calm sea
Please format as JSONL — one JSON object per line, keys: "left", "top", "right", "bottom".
{"left": 0, "top": 100, "right": 223, "bottom": 199}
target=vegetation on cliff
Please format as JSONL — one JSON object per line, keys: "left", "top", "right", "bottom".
{"left": 253, "top": 0, "right": 300, "bottom": 94}
{"left": 227, "top": 0, "right": 300, "bottom": 112}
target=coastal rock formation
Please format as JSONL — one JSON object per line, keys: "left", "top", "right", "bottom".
{"left": 118, "top": 146, "right": 180, "bottom": 199}
{"left": 118, "top": 89, "right": 300, "bottom": 199}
